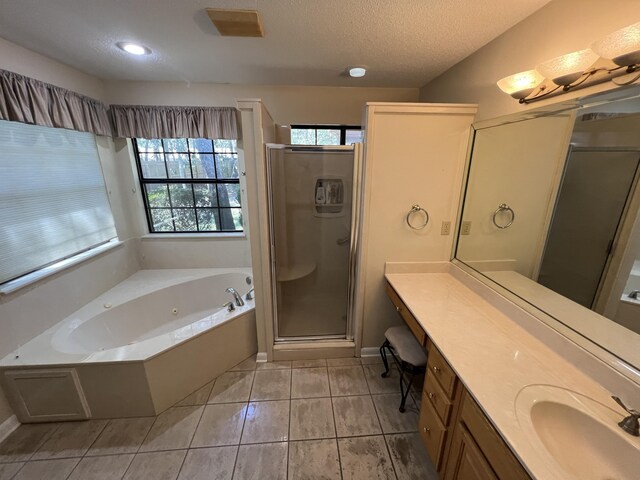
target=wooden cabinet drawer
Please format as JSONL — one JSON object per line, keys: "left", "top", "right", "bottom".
{"left": 385, "top": 282, "right": 426, "bottom": 346}
{"left": 419, "top": 396, "right": 448, "bottom": 470}
{"left": 427, "top": 344, "right": 457, "bottom": 399}
{"left": 424, "top": 371, "right": 454, "bottom": 425}
{"left": 460, "top": 392, "right": 531, "bottom": 480}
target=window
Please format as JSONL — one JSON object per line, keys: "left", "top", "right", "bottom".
{"left": 133, "top": 138, "right": 242, "bottom": 233}
{"left": 0, "top": 120, "right": 117, "bottom": 285}
{"left": 290, "top": 125, "right": 363, "bottom": 145}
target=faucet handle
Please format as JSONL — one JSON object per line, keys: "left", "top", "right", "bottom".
{"left": 223, "top": 301, "right": 235, "bottom": 312}
{"left": 246, "top": 288, "right": 255, "bottom": 300}
{"left": 612, "top": 396, "right": 639, "bottom": 415}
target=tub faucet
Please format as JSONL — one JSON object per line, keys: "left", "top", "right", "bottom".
{"left": 226, "top": 287, "right": 245, "bottom": 307}
{"left": 246, "top": 288, "right": 255, "bottom": 301}
{"left": 628, "top": 290, "right": 640, "bottom": 299}
{"left": 612, "top": 396, "right": 640, "bottom": 436}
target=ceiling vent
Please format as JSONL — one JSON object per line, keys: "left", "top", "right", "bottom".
{"left": 206, "top": 9, "right": 264, "bottom": 37}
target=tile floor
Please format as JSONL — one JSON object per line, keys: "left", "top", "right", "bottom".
{"left": 0, "top": 356, "right": 437, "bottom": 479}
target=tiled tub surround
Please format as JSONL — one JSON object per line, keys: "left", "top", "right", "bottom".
{"left": 0, "top": 269, "right": 257, "bottom": 421}
{"left": 385, "top": 264, "right": 640, "bottom": 480}
{"left": 0, "top": 355, "right": 436, "bottom": 480}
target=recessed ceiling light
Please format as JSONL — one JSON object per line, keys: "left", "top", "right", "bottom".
{"left": 349, "top": 67, "right": 366, "bottom": 78}
{"left": 116, "top": 42, "right": 152, "bottom": 56}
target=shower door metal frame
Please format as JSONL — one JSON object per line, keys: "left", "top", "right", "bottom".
{"left": 265, "top": 144, "right": 363, "bottom": 343}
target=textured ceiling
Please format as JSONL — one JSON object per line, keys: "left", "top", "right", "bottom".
{"left": 0, "top": 0, "right": 552, "bottom": 87}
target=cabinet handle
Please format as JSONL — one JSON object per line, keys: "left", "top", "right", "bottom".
{"left": 433, "top": 366, "right": 440, "bottom": 373}
{"left": 423, "top": 426, "right": 430, "bottom": 433}
{"left": 428, "top": 392, "right": 434, "bottom": 399}
{"left": 395, "top": 306, "right": 401, "bottom": 312}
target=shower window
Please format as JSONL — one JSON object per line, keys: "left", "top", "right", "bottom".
{"left": 133, "top": 138, "right": 242, "bottom": 233}
{"left": 290, "top": 125, "right": 362, "bottom": 145}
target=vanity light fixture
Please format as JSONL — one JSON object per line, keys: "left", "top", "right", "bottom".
{"left": 349, "top": 67, "right": 366, "bottom": 78}
{"left": 116, "top": 42, "right": 152, "bottom": 56}
{"left": 497, "top": 22, "right": 640, "bottom": 104}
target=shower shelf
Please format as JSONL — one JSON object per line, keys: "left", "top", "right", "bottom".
{"left": 277, "top": 263, "right": 316, "bottom": 282}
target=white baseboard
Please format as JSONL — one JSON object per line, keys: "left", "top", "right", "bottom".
{"left": 256, "top": 352, "right": 268, "bottom": 363}
{"left": 0, "top": 415, "right": 19, "bottom": 443}
{"left": 360, "top": 347, "right": 380, "bottom": 357}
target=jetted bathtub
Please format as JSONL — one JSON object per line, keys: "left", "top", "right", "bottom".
{"left": 0, "top": 269, "right": 257, "bottom": 422}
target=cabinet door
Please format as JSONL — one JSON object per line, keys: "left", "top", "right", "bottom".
{"left": 445, "top": 423, "right": 497, "bottom": 480}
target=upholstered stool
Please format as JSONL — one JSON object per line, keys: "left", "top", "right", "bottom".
{"left": 380, "top": 325, "right": 427, "bottom": 412}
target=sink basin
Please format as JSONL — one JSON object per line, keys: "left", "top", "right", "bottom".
{"left": 515, "top": 385, "right": 640, "bottom": 480}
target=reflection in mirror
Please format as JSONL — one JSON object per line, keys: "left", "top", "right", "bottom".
{"left": 456, "top": 87, "right": 640, "bottom": 373}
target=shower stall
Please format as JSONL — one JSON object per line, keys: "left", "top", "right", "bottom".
{"left": 265, "top": 144, "right": 362, "bottom": 342}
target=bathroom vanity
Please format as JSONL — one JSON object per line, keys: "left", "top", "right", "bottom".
{"left": 384, "top": 264, "right": 640, "bottom": 480}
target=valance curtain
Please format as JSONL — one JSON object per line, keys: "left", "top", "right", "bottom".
{"left": 0, "top": 69, "right": 111, "bottom": 136}
{"left": 110, "top": 105, "right": 238, "bottom": 140}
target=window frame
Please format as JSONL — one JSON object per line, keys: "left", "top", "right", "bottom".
{"left": 290, "top": 125, "right": 362, "bottom": 145}
{"left": 132, "top": 138, "right": 243, "bottom": 234}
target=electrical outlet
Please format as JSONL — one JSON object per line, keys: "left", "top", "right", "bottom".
{"left": 461, "top": 221, "right": 472, "bottom": 235}
{"left": 441, "top": 221, "right": 451, "bottom": 235}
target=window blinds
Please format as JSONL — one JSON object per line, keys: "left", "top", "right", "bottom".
{"left": 0, "top": 120, "right": 117, "bottom": 285}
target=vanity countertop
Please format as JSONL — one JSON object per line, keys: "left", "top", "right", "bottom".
{"left": 385, "top": 267, "right": 640, "bottom": 480}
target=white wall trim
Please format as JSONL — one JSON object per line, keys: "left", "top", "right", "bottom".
{"left": 360, "top": 347, "right": 380, "bottom": 357}
{"left": 0, "top": 415, "right": 19, "bottom": 444}
{"left": 256, "top": 352, "right": 268, "bottom": 363}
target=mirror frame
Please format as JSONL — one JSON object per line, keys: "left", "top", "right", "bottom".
{"left": 451, "top": 85, "right": 640, "bottom": 386}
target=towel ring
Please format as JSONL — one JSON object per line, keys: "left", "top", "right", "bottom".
{"left": 406, "top": 204, "right": 429, "bottom": 230}
{"left": 492, "top": 203, "right": 515, "bottom": 229}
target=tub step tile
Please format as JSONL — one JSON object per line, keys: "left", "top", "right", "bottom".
{"left": 208, "top": 372, "right": 254, "bottom": 404}
{"left": 249, "top": 370, "right": 291, "bottom": 401}
{"left": 191, "top": 403, "right": 247, "bottom": 448}
{"left": 291, "top": 367, "right": 330, "bottom": 399}
{"left": 123, "top": 450, "right": 186, "bottom": 480}
{"left": 86, "top": 417, "right": 155, "bottom": 456}
{"left": 177, "top": 446, "right": 237, "bottom": 480}
{"left": 67, "top": 453, "right": 134, "bottom": 480}
{"left": 31, "top": 420, "right": 108, "bottom": 460}
{"left": 233, "top": 443, "right": 287, "bottom": 480}
{"left": 139, "top": 406, "right": 203, "bottom": 452}
{"left": 175, "top": 382, "right": 215, "bottom": 407}
{"left": 240, "top": 401, "right": 289, "bottom": 444}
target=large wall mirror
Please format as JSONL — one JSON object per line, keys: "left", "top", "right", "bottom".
{"left": 455, "top": 85, "right": 640, "bottom": 379}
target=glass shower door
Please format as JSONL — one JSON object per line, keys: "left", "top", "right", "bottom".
{"left": 267, "top": 145, "right": 356, "bottom": 339}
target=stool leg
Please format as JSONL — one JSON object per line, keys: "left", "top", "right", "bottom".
{"left": 380, "top": 340, "right": 391, "bottom": 378}
{"left": 399, "top": 368, "right": 414, "bottom": 413}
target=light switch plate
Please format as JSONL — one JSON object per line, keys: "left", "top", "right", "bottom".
{"left": 441, "top": 221, "right": 451, "bottom": 235}
{"left": 461, "top": 221, "right": 472, "bottom": 235}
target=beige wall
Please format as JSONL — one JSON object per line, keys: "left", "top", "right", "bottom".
{"left": 359, "top": 103, "right": 477, "bottom": 348}
{"left": 419, "top": 0, "right": 640, "bottom": 121}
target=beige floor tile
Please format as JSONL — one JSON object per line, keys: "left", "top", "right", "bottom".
{"left": 123, "top": 450, "right": 186, "bottom": 480}
{"left": 176, "top": 381, "right": 215, "bottom": 406}
{"left": 372, "top": 394, "right": 419, "bottom": 433}
{"left": 139, "top": 406, "right": 203, "bottom": 452}
{"left": 229, "top": 355, "right": 257, "bottom": 372}
{"left": 363, "top": 364, "right": 401, "bottom": 394}
{"left": 291, "top": 359, "right": 327, "bottom": 368}
{"left": 332, "top": 396, "right": 381, "bottom": 437}
{"left": 233, "top": 443, "right": 287, "bottom": 480}
{"left": 177, "top": 446, "right": 237, "bottom": 480}
{"left": 327, "top": 366, "right": 369, "bottom": 396}
{"left": 68, "top": 454, "right": 134, "bottom": 480}
{"left": 288, "top": 439, "right": 341, "bottom": 480}
{"left": 289, "top": 398, "right": 335, "bottom": 441}
{"left": 360, "top": 356, "right": 384, "bottom": 365}
{"left": 191, "top": 403, "right": 247, "bottom": 448}
{"left": 250, "top": 370, "right": 291, "bottom": 401}
{"left": 0, "top": 423, "right": 58, "bottom": 463}
{"left": 338, "top": 436, "right": 395, "bottom": 480}
{"left": 87, "top": 417, "right": 155, "bottom": 456}
{"left": 326, "top": 357, "right": 361, "bottom": 367}
{"left": 256, "top": 360, "right": 291, "bottom": 370}
{"left": 208, "top": 371, "right": 254, "bottom": 404}
{"left": 291, "top": 367, "right": 330, "bottom": 398}
{"left": 32, "top": 420, "right": 107, "bottom": 460}
{"left": 240, "top": 401, "right": 289, "bottom": 444}
{"left": 0, "top": 463, "right": 23, "bottom": 480}
{"left": 13, "top": 458, "right": 79, "bottom": 480}
{"left": 386, "top": 433, "right": 438, "bottom": 479}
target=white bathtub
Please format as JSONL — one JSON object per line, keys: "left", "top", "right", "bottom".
{"left": 0, "top": 269, "right": 258, "bottom": 422}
